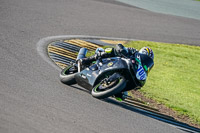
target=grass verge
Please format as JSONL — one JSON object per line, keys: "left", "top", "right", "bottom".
{"left": 124, "top": 41, "right": 200, "bottom": 125}
{"left": 86, "top": 40, "right": 200, "bottom": 125}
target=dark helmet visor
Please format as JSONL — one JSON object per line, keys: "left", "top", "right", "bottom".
{"left": 139, "top": 53, "right": 154, "bottom": 73}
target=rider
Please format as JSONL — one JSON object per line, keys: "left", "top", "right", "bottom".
{"left": 79, "top": 44, "right": 154, "bottom": 100}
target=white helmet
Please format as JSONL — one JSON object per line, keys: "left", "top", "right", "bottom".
{"left": 139, "top": 47, "right": 154, "bottom": 60}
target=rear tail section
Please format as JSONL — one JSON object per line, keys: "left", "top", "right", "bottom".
{"left": 76, "top": 48, "right": 88, "bottom": 60}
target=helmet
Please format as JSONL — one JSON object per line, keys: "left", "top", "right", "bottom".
{"left": 139, "top": 47, "right": 154, "bottom": 60}
{"left": 138, "top": 47, "right": 154, "bottom": 74}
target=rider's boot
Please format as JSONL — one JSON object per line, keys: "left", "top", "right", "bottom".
{"left": 115, "top": 91, "right": 128, "bottom": 101}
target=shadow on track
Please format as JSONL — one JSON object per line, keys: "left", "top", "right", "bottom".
{"left": 71, "top": 85, "right": 91, "bottom": 94}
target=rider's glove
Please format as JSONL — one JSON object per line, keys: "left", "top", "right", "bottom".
{"left": 115, "top": 44, "right": 128, "bottom": 57}
{"left": 127, "top": 47, "right": 137, "bottom": 55}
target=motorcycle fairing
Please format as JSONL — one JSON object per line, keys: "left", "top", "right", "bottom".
{"left": 74, "top": 57, "right": 128, "bottom": 91}
{"left": 135, "top": 54, "right": 147, "bottom": 81}
{"left": 136, "top": 64, "right": 147, "bottom": 81}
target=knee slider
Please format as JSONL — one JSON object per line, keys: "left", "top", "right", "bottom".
{"left": 105, "top": 48, "right": 112, "bottom": 53}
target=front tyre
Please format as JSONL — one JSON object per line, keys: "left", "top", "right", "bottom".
{"left": 59, "top": 65, "right": 78, "bottom": 85}
{"left": 91, "top": 74, "right": 126, "bottom": 99}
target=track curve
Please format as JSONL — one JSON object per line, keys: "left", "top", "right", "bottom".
{"left": 1, "top": 0, "right": 200, "bottom": 133}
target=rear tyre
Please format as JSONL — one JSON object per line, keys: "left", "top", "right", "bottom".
{"left": 91, "top": 73, "right": 126, "bottom": 99}
{"left": 59, "top": 65, "right": 78, "bottom": 85}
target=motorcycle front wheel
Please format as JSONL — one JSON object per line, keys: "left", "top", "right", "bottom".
{"left": 59, "top": 65, "right": 78, "bottom": 85}
{"left": 91, "top": 73, "right": 126, "bottom": 99}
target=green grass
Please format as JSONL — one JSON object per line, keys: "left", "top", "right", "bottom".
{"left": 86, "top": 41, "right": 200, "bottom": 124}
{"left": 124, "top": 41, "right": 200, "bottom": 124}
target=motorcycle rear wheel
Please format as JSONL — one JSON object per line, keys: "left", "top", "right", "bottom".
{"left": 59, "top": 65, "right": 78, "bottom": 85}
{"left": 91, "top": 73, "right": 126, "bottom": 99}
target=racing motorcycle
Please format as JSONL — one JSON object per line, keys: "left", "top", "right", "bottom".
{"left": 60, "top": 48, "right": 153, "bottom": 99}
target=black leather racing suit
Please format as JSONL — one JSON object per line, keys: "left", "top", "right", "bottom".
{"left": 81, "top": 44, "right": 137, "bottom": 64}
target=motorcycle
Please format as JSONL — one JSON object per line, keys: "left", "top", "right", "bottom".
{"left": 59, "top": 47, "right": 153, "bottom": 99}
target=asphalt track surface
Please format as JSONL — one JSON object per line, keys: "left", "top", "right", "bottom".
{"left": 0, "top": 0, "right": 200, "bottom": 133}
